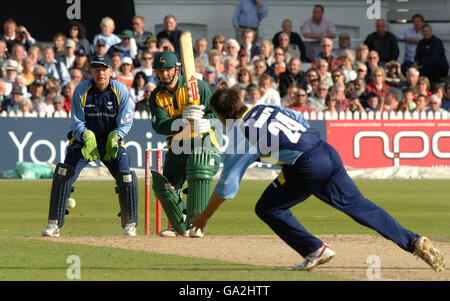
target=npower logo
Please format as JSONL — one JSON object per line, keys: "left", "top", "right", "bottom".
{"left": 354, "top": 131, "right": 450, "bottom": 167}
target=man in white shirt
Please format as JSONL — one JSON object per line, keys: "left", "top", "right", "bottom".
{"left": 258, "top": 73, "right": 281, "bottom": 105}
{"left": 396, "top": 14, "right": 424, "bottom": 75}
{"left": 59, "top": 39, "right": 76, "bottom": 70}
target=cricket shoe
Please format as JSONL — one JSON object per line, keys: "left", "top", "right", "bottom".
{"left": 189, "top": 228, "right": 204, "bottom": 238}
{"left": 413, "top": 236, "right": 445, "bottom": 272}
{"left": 123, "top": 223, "right": 137, "bottom": 237}
{"left": 158, "top": 226, "right": 189, "bottom": 237}
{"left": 293, "top": 243, "right": 335, "bottom": 271}
{"left": 41, "top": 220, "right": 60, "bottom": 237}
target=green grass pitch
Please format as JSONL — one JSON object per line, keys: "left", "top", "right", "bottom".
{"left": 0, "top": 179, "right": 448, "bottom": 281}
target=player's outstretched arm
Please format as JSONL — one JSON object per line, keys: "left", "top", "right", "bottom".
{"left": 189, "top": 192, "right": 226, "bottom": 232}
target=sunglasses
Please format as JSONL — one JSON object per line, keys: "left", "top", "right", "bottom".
{"left": 142, "top": 57, "right": 153, "bottom": 60}
{"left": 295, "top": 93, "right": 307, "bottom": 97}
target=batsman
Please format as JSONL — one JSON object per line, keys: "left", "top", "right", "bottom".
{"left": 42, "top": 55, "right": 138, "bottom": 237}
{"left": 149, "top": 51, "right": 222, "bottom": 238}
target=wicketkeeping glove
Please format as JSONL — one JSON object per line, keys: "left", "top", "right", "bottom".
{"left": 193, "top": 119, "right": 211, "bottom": 134}
{"left": 81, "top": 130, "right": 100, "bottom": 162}
{"left": 182, "top": 105, "right": 205, "bottom": 121}
{"left": 104, "top": 131, "right": 120, "bottom": 161}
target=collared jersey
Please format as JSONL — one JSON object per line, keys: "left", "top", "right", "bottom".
{"left": 215, "top": 104, "right": 322, "bottom": 199}
{"left": 149, "top": 75, "right": 215, "bottom": 137}
{"left": 71, "top": 79, "right": 133, "bottom": 145}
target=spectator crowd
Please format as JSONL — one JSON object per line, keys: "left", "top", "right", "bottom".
{"left": 1, "top": 2, "right": 449, "bottom": 118}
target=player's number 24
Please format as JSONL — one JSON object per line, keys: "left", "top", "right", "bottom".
{"left": 268, "top": 112, "right": 307, "bottom": 144}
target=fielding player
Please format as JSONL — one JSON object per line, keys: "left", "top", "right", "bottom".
{"left": 149, "top": 51, "right": 222, "bottom": 238}
{"left": 190, "top": 87, "right": 445, "bottom": 272}
{"left": 42, "top": 55, "right": 138, "bottom": 237}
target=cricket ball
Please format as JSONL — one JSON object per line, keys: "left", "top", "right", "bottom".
{"left": 66, "top": 198, "right": 76, "bottom": 209}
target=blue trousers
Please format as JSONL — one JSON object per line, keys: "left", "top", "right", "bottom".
{"left": 254, "top": 141, "right": 419, "bottom": 258}
{"left": 64, "top": 143, "right": 130, "bottom": 184}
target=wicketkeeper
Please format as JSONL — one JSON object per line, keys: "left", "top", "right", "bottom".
{"left": 149, "top": 51, "right": 222, "bottom": 238}
{"left": 42, "top": 55, "right": 138, "bottom": 237}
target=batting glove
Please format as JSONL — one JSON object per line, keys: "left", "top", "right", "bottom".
{"left": 81, "top": 130, "right": 100, "bottom": 162}
{"left": 182, "top": 105, "right": 205, "bottom": 121}
{"left": 104, "top": 131, "right": 120, "bottom": 161}
{"left": 193, "top": 119, "right": 211, "bottom": 134}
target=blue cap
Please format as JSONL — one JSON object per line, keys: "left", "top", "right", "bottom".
{"left": 90, "top": 55, "right": 112, "bottom": 68}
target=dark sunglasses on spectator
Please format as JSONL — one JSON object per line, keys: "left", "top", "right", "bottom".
{"left": 296, "top": 93, "right": 307, "bottom": 97}
{"left": 142, "top": 57, "right": 153, "bottom": 60}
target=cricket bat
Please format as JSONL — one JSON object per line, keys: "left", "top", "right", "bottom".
{"left": 179, "top": 31, "right": 200, "bottom": 105}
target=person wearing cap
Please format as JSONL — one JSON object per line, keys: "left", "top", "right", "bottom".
{"left": 355, "top": 61, "right": 368, "bottom": 82}
{"left": 58, "top": 39, "right": 77, "bottom": 70}
{"left": 41, "top": 54, "right": 138, "bottom": 238}
{"left": 148, "top": 51, "right": 222, "bottom": 238}
{"left": 52, "top": 94, "right": 66, "bottom": 114}
{"left": 73, "top": 49, "right": 91, "bottom": 79}
{"left": 144, "top": 35, "right": 158, "bottom": 54}
{"left": 334, "top": 33, "right": 355, "bottom": 59}
{"left": 29, "top": 79, "right": 45, "bottom": 108}
{"left": 2, "top": 84, "right": 23, "bottom": 114}
{"left": 203, "top": 66, "right": 218, "bottom": 89}
{"left": 114, "top": 56, "right": 135, "bottom": 90}
{"left": 93, "top": 39, "right": 108, "bottom": 57}
{"left": 107, "top": 29, "right": 138, "bottom": 60}
{"left": 1, "top": 59, "right": 22, "bottom": 96}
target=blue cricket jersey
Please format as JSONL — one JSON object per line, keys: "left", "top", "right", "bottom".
{"left": 215, "top": 104, "right": 322, "bottom": 199}
{"left": 71, "top": 79, "right": 133, "bottom": 146}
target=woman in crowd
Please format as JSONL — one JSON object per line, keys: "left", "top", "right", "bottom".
{"left": 114, "top": 56, "right": 135, "bottom": 90}
{"left": 66, "top": 21, "right": 91, "bottom": 56}
{"left": 250, "top": 40, "right": 275, "bottom": 67}
{"left": 365, "top": 67, "right": 390, "bottom": 99}
{"left": 211, "top": 33, "right": 227, "bottom": 57}
{"left": 414, "top": 76, "right": 432, "bottom": 101}
{"left": 129, "top": 71, "right": 148, "bottom": 111}
{"left": 236, "top": 67, "right": 253, "bottom": 90}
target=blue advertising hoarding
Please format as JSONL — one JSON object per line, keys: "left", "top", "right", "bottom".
{"left": 0, "top": 117, "right": 327, "bottom": 171}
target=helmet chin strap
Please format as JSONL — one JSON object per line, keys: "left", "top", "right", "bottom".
{"left": 160, "top": 67, "right": 180, "bottom": 88}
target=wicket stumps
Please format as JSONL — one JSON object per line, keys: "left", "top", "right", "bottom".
{"left": 144, "top": 149, "right": 164, "bottom": 236}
